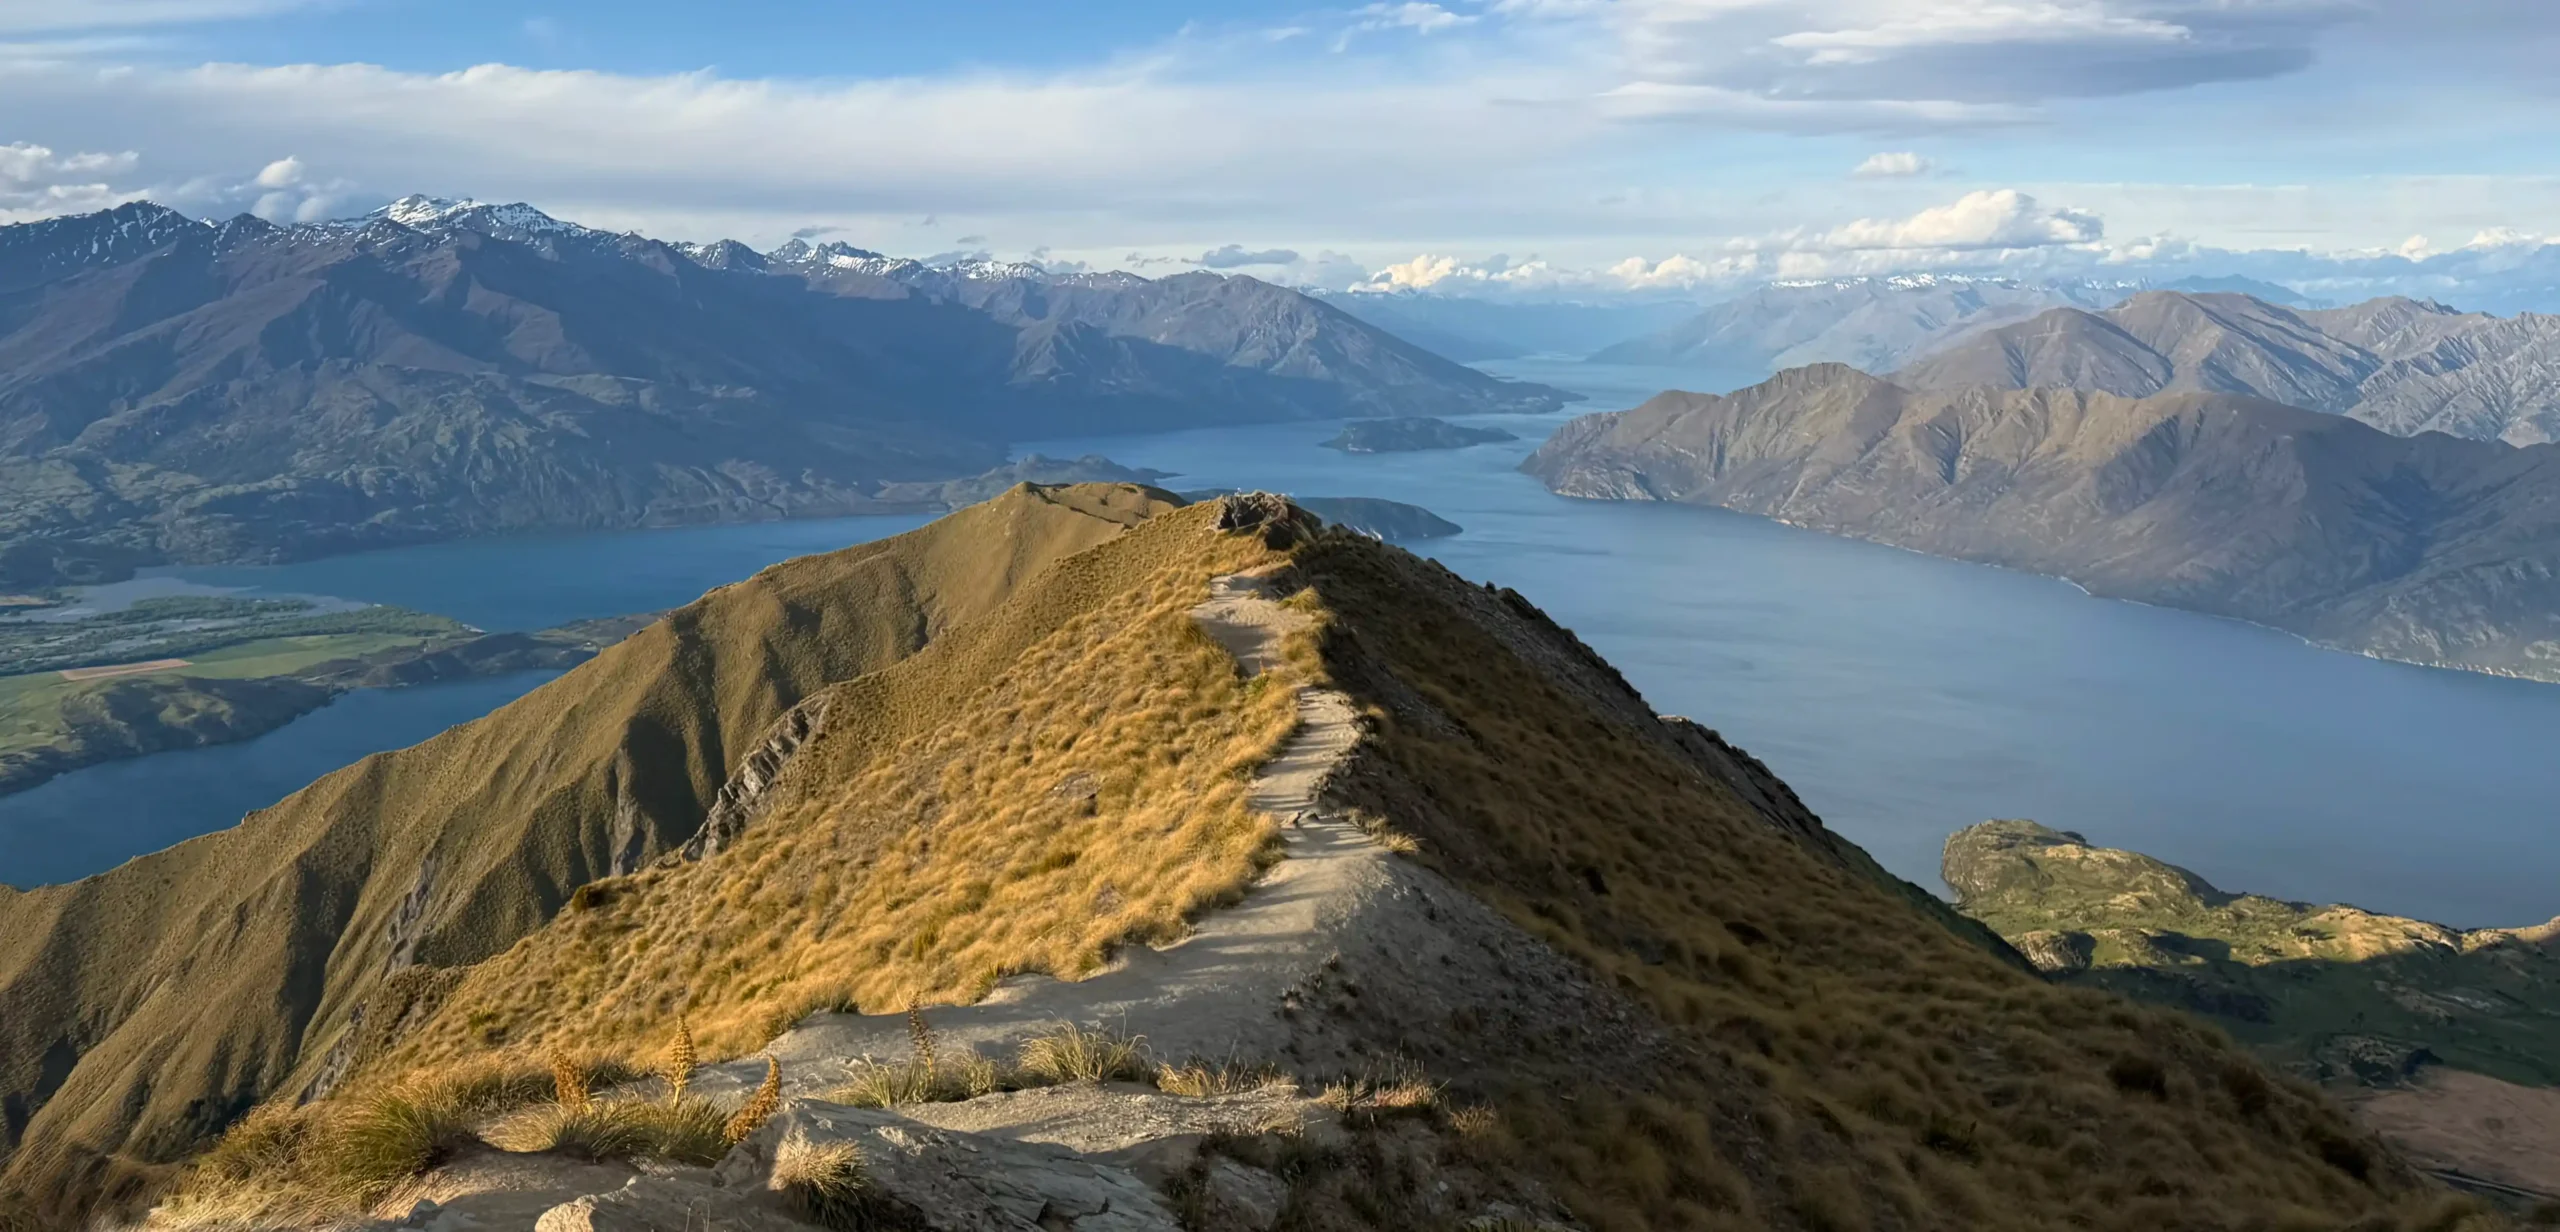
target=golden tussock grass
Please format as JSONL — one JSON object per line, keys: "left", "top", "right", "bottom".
{"left": 357, "top": 504, "right": 1302, "bottom": 1076}
{"left": 771, "top": 1129, "right": 874, "bottom": 1230}
{"left": 0, "top": 484, "right": 1175, "bottom": 1221}
{"left": 1289, "top": 535, "right": 2497, "bottom": 1231}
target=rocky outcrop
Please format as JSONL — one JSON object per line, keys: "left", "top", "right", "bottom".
{"left": 681, "top": 695, "right": 831, "bottom": 861}
{"left": 718, "top": 1100, "right": 1185, "bottom": 1232}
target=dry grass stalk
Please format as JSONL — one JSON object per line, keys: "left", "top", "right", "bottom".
{"left": 906, "top": 1000, "right": 938, "bottom": 1083}
{"left": 548, "top": 1041, "right": 589, "bottom": 1110}
{"left": 725, "top": 1055, "right": 783, "bottom": 1145}
{"left": 661, "top": 1018, "right": 698, "bottom": 1105}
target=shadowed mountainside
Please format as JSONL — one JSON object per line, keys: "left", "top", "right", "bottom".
{"left": 1524, "top": 364, "right": 2560, "bottom": 682}
{"left": 0, "top": 199, "right": 1569, "bottom": 587}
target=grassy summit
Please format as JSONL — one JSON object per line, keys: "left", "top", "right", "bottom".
{"left": 0, "top": 489, "right": 2493, "bottom": 1230}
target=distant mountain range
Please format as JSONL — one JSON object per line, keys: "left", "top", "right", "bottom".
{"left": 1312, "top": 290, "right": 1698, "bottom": 361}
{"left": 0, "top": 197, "right": 1570, "bottom": 586}
{"left": 1587, "top": 276, "right": 2140, "bottom": 374}
{"left": 1526, "top": 365, "right": 2560, "bottom": 683}
{"left": 1898, "top": 290, "right": 2560, "bottom": 446}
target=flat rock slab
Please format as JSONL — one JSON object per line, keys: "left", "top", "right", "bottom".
{"left": 719, "top": 1098, "right": 1185, "bottom": 1232}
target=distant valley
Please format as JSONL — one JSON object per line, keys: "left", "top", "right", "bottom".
{"left": 0, "top": 197, "right": 1570, "bottom": 588}
{"left": 1526, "top": 365, "right": 2560, "bottom": 683}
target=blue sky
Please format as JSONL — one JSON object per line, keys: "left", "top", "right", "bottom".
{"left": 3, "top": 0, "right": 2555, "bottom": 296}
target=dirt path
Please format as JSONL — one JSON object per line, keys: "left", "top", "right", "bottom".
{"left": 695, "top": 572, "right": 1382, "bottom": 1098}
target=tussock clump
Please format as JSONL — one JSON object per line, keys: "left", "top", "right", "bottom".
{"left": 1017, "top": 1022, "right": 1150, "bottom": 1085}
{"left": 772, "top": 1131, "right": 876, "bottom": 1230}
{"left": 484, "top": 1096, "right": 730, "bottom": 1166}
{"left": 157, "top": 1055, "right": 595, "bottom": 1226}
{"left": 1154, "top": 1060, "right": 1292, "bottom": 1099}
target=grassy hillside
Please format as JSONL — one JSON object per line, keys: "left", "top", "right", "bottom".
{"left": 4, "top": 488, "right": 2496, "bottom": 1229}
{"left": 1292, "top": 536, "right": 2452, "bottom": 1230}
{"left": 1946, "top": 820, "right": 2560, "bottom": 1090}
{"left": 0, "top": 484, "right": 1171, "bottom": 1219}
{"left": 365, "top": 499, "right": 1305, "bottom": 1071}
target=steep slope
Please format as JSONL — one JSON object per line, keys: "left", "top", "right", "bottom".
{"left": 1523, "top": 365, "right": 2560, "bottom": 682}
{"left": 90, "top": 495, "right": 2472, "bottom": 1232}
{"left": 1946, "top": 821, "right": 2560, "bottom": 1201}
{"left": 1900, "top": 291, "right": 2560, "bottom": 446}
{"left": 1945, "top": 821, "right": 2560, "bottom": 1090}
{"left": 0, "top": 484, "right": 1173, "bottom": 1215}
{"left": 1590, "top": 276, "right": 2127, "bottom": 373}
{"left": 0, "top": 201, "right": 1569, "bottom": 586}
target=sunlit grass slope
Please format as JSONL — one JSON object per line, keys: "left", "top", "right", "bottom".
{"left": 0, "top": 483, "right": 1172, "bottom": 1221}
{"left": 368, "top": 499, "right": 1304, "bottom": 1068}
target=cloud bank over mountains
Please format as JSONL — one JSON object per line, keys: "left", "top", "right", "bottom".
{"left": 0, "top": 0, "right": 2552, "bottom": 311}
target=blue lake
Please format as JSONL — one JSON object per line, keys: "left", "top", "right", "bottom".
{"left": 4, "top": 359, "right": 2557, "bottom": 929}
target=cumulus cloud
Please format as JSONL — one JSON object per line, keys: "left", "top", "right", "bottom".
{"left": 1807, "top": 188, "right": 2101, "bottom": 251}
{"left": 1349, "top": 250, "right": 1742, "bottom": 294}
{"left": 0, "top": 140, "right": 145, "bottom": 222}
{"left": 1851, "top": 151, "right": 1932, "bottom": 177}
{"left": 1197, "top": 243, "right": 1301, "bottom": 268}
{"left": 252, "top": 154, "right": 302, "bottom": 187}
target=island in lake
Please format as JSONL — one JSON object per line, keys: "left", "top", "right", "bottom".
{"left": 1322, "top": 417, "right": 1518, "bottom": 453}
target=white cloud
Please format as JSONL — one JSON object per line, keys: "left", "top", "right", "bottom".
{"left": 0, "top": 54, "right": 1610, "bottom": 243}
{"left": 2465, "top": 226, "right": 2546, "bottom": 250}
{"left": 1851, "top": 150, "right": 1931, "bottom": 177}
{"left": 1807, "top": 188, "right": 2101, "bottom": 251}
{"left": 0, "top": 141, "right": 146, "bottom": 222}
{"left": 1598, "top": 81, "right": 2031, "bottom": 129}
{"left": 1197, "top": 243, "right": 1300, "bottom": 267}
{"left": 1610, "top": 0, "right": 2354, "bottom": 109}
{"left": 1770, "top": 3, "right": 2192, "bottom": 66}
{"left": 1352, "top": 3, "right": 1477, "bottom": 36}
{"left": 252, "top": 154, "right": 302, "bottom": 187}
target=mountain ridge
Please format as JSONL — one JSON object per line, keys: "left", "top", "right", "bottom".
{"left": 1899, "top": 290, "right": 2560, "bottom": 446}
{"left": 0, "top": 199, "right": 1571, "bottom": 587}
{"left": 0, "top": 487, "right": 2451, "bottom": 1231}
{"left": 1524, "top": 365, "right": 2560, "bottom": 683}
